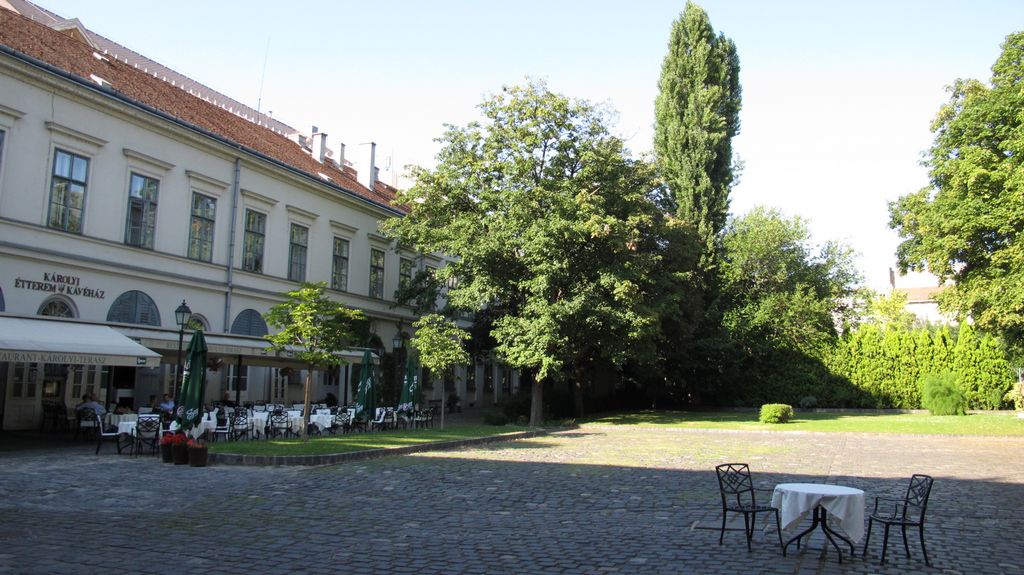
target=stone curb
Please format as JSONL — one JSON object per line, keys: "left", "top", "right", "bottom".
{"left": 208, "top": 428, "right": 550, "bottom": 467}
{"left": 576, "top": 423, "right": 1024, "bottom": 439}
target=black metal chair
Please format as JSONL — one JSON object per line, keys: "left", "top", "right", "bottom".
{"left": 714, "top": 463, "right": 785, "bottom": 554}
{"left": 862, "top": 474, "right": 934, "bottom": 566}
{"left": 328, "top": 410, "right": 350, "bottom": 435}
{"left": 75, "top": 408, "right": 98, "bottom": 440}
{"left": 267, "top": 411, "right": 292, "bottom": 439}
{"left": 229, "top": 410, "right": 252, "bottom": 441}
{"left": 93, "top": 412, "right": 131, "bottom": 455}
{"left": 133, "top": 414, "right": 162, "bottom": 456}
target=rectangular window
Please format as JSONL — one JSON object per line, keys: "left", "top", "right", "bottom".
{"left": 188, "top": 193, "right": 216, "bottom": 261}
{"left": 124, "top": 173, "right": 159, "bottom": 248}
{"left": 48, "top": 149, "right": 89, "bottom": 233}
{"left": 228, "top": 365, "right": 248, "bottom": 392}
{"left": 288, "top": 223, "right": 308, "bottom": 281}
{"left": 242, "top": 209, "right": 266, "bottom": 273}
{"left": 12, "top": 363, "right": 37, "bottom": 398}
{"left": 400, "top": 257, "right": 415, "bottom": 289}
{"left": 369, "top": 248, "right": 385, "bottom": 299}
{"left": 0, "top": 130, "right": 6, "bottom": 176}
{"left": 331, "top": 237, "right": 349, "bottom": 291}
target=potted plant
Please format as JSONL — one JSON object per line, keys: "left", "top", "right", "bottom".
{"left": 168, "top": 433, "right": 189, "bottom": 465}
{"left": 187, "top": 437, "right": 208, "bottom": 467}
{"left": 158, "top": 432, "right": 176, "bottom": 463}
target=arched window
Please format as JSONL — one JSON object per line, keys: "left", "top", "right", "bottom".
{"left": 230, "top": 309, "right": 267, "bottom": 336}
{"left": 106, "top": 290, "right": 161, "bottom": 326}
{"left": 38, "top": 296, "right": 77, "bottom": 318}
{"left": 189, "top": 314, "right": 211, "bottom": 331}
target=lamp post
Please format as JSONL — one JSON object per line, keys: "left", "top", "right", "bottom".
{"left": 174, "top": 300, "right": 192, "bottom": 407}
{"left": 392, "top": 333, "right": 403, "bottom": 405}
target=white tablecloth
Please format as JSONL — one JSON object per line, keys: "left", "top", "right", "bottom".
{"left": 169, "top": 418, "right": 218, "bottom": 439}
{"left": 104, "top": 413, "right": 138, "bottom": 428}
{"left": 251, "top": 411, "right": 269, "bottom": 435}
{"left": 309, "top": 413, "right": 333, "bottom": 432}
{"left": 771, "top": 483, "right": 865, "bottom": 542}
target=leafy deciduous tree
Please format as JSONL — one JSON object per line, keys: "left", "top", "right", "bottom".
{"left": 264, "top": 282, "right": 365, "bottom": 438}
{"left": 384, "top": 81, "right": 669, "bottom": 426}
{"left": 890, "top": 32, "right": 1024, "bottom": 354}
{"left": 410, "top": 313, "right": 471, "bottom": 430}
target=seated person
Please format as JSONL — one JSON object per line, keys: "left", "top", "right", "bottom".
{"left": 158, "top": 393, "right": 175, "bottom": 414}
{"left": 75, "top": 393, "right": 106, "bottom": 416}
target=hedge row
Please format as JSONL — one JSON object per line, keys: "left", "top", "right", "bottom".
{"left": 724, "top": 324, "right": 1016, "bottom": 409}
{"left": 827, "top": 323, "right": 1015, "bottom": 409}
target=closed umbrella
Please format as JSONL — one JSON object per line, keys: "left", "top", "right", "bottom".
{"left": 354, "top": 350, "right": 375, "bottom": 421}
{"left": 397, "top": 352, "right": 419, "bottom": 417}
{"left": 176, "top": 329, "right": 207, "bottom": 438}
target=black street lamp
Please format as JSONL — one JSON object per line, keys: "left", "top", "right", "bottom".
{"left": 174, "top": 300, "right": 192, "bottom": 407}
{"left": 392, "top": 333, "right": 404, "bottom": 398}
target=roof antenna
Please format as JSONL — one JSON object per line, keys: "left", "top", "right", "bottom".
{"left": 256, "top": 37, "right": 271, "bottom": 116}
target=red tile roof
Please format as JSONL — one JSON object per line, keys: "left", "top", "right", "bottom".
{"left": 0, "top": 8, "right": 401, "bottom": 211}
{"left": 894, "top": 285, "right": 947, "bottom": 303}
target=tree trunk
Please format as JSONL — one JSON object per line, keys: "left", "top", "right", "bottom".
{"left": 529, "top": 377, "right": 544, "bottom": 427}
{"left": 302, "top": 364, "right": 314, "bottom": 440}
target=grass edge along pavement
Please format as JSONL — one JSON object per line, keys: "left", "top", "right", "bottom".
{"left": 208, "top": 425, "right": 542, "bottom": 466}
{"left": 583, "top": 409, "right": 1024, "bottom": 435}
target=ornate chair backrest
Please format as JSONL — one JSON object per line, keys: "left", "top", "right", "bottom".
{"left": 137, "top": 414, "right": 161, "bottom": 437}
{"left": 231, "top": 410, "right": 249, "bottom": 427}
{"left": 903, "top": 474, "right": 933, "bottom": 521}
{"left": 270, "top": 411, "right": 289, "bottom": 429}
{"left": 715, "top": 463, "right": 756, "bottom": 508}
{"left": 79, "top": 407, "right": 97, "bottom": 423}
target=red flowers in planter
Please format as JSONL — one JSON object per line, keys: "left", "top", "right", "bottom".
{"left": 160, "top": 433, "right": 188, "bottom": 446}
{"left": 187, "top": 438, "right": 206, "bottom": 449}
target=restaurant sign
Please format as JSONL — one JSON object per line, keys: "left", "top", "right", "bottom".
{"left": 13, "top": 273, "right": 106, "bottom": 299}
{"left": 0, "top": 350, "right": 114, "bottom": 364}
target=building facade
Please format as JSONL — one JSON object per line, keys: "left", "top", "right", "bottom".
{"left": 0, "top": 5, "right": 516, "bottom": 430}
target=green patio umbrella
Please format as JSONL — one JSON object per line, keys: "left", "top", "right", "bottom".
{"left": 354, "top": 349, "right": 375, "bottom": 421}
{"left": 397, "top": 352, "right": 419, "bottom": 416}
{"left": 176, "top": 329, "right": 207, "bottom": 437}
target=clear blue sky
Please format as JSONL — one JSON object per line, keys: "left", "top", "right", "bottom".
{"left": 39, "top": 0, "right": 1024, "bottom": 291}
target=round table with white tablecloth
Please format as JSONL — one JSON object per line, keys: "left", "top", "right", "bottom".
{"left": 771, "top": 482, "right": 864, "bottom": 562}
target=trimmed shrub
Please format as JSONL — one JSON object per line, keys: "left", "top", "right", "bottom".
{"left": 798, "top": 395, "right": 818, "bottom": 409}
{"left": 759, "top": 403, "right": 794, "bottom": 424}
{"left": 921, "top": 372, "right": 967, "bottom": 415}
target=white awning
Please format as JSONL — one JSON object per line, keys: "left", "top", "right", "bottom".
{"left": 114, "top": 326, "right": 367, "bottom": 368}
{"left": 0, "top": 316, "right": 162, "bottom": 368}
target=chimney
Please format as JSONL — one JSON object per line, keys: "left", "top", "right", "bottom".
{"left": 311, "top": 128, "right": 328, "bottom": 163}
{"left": 338, "top": 143, "right": 346, "bottom": 167}
{"left": 360, "top": 142, "right": 377, "bottom": 190}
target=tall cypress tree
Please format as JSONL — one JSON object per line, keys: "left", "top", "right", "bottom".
{"left": 654, "top": 1, "right": 741, "bottom": 266}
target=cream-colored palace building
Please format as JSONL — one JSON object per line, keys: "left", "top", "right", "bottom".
{"left": 0, "top": 2, "right": 517, "bottom": 430}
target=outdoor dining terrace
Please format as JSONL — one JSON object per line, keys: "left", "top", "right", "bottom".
{"left": 66, "top": 401, "right": 445, "bottom": 459}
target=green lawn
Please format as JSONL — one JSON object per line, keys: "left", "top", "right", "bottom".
{"left": 583, "top": 410, "right": 1024, "bottom": 435}
{"left": 208, "top": 425, "right": 530, "bottom": 456}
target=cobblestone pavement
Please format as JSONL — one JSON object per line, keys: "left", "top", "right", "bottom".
{"left": 1, "top": 426, "right": 1023, "bottom": 575}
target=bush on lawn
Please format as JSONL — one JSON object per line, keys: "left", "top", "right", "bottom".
{"left": 921, "top": 372, "right": 967, "bottom": 415}
{"left": 759, "top": 403, "right": 794, "bottom": 424}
